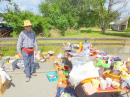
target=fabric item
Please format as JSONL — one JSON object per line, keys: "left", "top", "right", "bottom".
{"left": 121, "top": 79, "right": 130, "bottom": 89}
{"left": 81, "top": 82, "right": 98, "bottom": 95}
{"left": 23, "top": 48, "right": 34, "bottom": 54}
{"left": 22, "top": 49, "right": 34, "bottom": 78}
{"left": 17, "top": 30, "right": 38, "bottom": 53}
{"left": 113, "top": 57, "right": 121, "bottom": 61}
{"left": 0, "top": 68, "right": 11, "bottom": 83}
{"left": 55, "top": 87, "right": 77, "bottom": 97}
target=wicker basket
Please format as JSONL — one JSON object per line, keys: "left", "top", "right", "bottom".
{"left": 103, "top": 71, "right": 121, "bottom": 81}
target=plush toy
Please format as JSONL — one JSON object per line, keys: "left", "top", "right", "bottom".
{"left": 115, "top": 61, "right": 123, "bottom": 67}
{"left": 94, "top": 58, "right": 110, "bottom": 68}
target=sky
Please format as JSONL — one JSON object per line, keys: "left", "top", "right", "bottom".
{"left": 0, "top": 0, "right": 130, "bottom": 16}
{"left": 0, "top": 0, "right": 43, "bottom": 14}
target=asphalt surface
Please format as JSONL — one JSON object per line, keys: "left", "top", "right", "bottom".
{"left": 1, "top": 54, "right": 130, "bottom": 97}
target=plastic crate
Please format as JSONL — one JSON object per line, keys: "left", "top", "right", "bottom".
{"left": 89, "top": 56, "right": 96, "bottom": 61}
{"left": 46, "top": 72, "right": 59, "bottom": 82}
{"left": 5, "top": 59, "right": 18, "bottom": 72}
{"left": 0, "top": 58, "right": 10, "bottom": 66}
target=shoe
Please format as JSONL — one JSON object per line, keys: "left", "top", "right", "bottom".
{"left": 25, "top": 77, "right": 30, "bottom": 82}
{"left": 32, "top": 73, "right": 37, "bottom": 76}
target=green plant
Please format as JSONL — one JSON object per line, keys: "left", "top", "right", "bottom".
{"left": 4, "top": 10, "right": 52, "bottom": 37}
{"left": 86, "top": 29, "right": 92, "bottom": 33}
{"left": 125, "top": 28, "right": 130, "bottom": 32}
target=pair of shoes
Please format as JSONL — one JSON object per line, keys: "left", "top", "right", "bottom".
{"left": 25, "top": 77, "right": 30, "bottom": 82}
{"left": 32, "top": 73, "right": 37, "bottom": 76}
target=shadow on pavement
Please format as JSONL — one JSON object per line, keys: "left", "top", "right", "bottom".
{"left": 33, "top": 62, "right": 40, "bottom": 73}
{"left": 7, "top": 82, "right": 15, "bottom": 89}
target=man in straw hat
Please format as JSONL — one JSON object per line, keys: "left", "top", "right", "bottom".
{"left": 17, "top": 20, "right": 38, "bottom": 82}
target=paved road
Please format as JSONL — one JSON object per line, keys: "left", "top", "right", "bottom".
{"left": 1, "top": 54, "right": 130, "bottom": 97}
{"left": 1, "top": 73, "right": 57, "bottom": 97}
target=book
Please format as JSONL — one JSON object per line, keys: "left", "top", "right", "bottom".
{"left": 81, "top": 82, "right": 98, "bottom": 95}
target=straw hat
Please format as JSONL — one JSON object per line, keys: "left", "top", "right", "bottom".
{"left": 21, "top": 20, "right": 33, "bottom": 27}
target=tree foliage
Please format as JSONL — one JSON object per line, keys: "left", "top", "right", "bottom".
{"left": 39, "top": 0, "right": 79, "bottom": 35}
{"left": 39, "top": 0, "right": 129, "bottom": 34}
{"left": 128, "top": 17, "right": 130, "bottom": 28}
{"left": 95, "top": 0, "right": 128, "bottom": 33}
{"left": 1, "top": 0, "right": 129, "bottom": 37}
{"left": 2, "top": 2, "right": 51, "bottom": 37}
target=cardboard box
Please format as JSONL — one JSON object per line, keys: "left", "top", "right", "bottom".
{"left": 54, "top": 63, "right": 64, "bottom": 71}
{"left": 0, "top": 77, "right": 10, "bottom": 95}
{"left": 54, "top": 58, "right": 65, "bottom": 71}
{"left": 57, "top": 77, "right": 74, "bottom": 88}
{"left": 54, "top": 58, "right": 65, "bottom": 63}
{"left": 56, "top": 71, "right": 66, "bottom": 78}
{"left": 46, "top": 56, "right": 55, "bottom": 62}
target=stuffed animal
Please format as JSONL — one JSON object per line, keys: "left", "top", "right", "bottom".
{"left": 94, "top": 58, "right": 110, "bottom": 68}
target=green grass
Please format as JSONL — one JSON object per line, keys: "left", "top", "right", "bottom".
{"left": 0, "top": 27, "right": 130, "bottom": 56}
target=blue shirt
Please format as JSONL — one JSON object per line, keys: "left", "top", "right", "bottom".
{"left": 17, "top": 30, "right": 38, "bottom": 53}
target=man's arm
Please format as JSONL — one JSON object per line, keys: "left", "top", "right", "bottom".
{"left": 34, "top": 33, "right": 38, "bottom": 50}
{"left": 17, "top": 32, "right": 23, "bottom": 54}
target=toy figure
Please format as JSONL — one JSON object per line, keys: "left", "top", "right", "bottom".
{"left": 94, "top": 58, "right": 110, "bottom": 68}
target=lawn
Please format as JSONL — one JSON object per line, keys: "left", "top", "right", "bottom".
{"left": 0, "top": 27, "right": 129, "bottom": 56}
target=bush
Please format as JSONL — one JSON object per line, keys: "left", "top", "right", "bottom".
{"left": 125, "top": 28, "right": 130, "bottom": 32}
{"left": 86, "top": 29, "right": 92, "bottom": 33}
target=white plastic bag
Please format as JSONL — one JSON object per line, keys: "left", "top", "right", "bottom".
{"left": 57, "top": 53, "right": 64, "bottom": 59}
{"left": 68, "top": 61, "right": 99, "bottom": 86}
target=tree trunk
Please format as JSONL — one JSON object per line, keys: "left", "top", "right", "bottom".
{"left": 101, "top": 28, "right": 106, "bottom": 33}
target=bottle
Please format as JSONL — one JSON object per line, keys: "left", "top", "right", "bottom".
{"left": 79, "top": 42, "right": 82, "bottom": 51}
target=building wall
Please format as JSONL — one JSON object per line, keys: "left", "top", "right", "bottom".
{"left": 119, "top": 20, "right": 128, "bottom": 31}
{"left": 113, "top": 25, "right": 119, "bottom": 31}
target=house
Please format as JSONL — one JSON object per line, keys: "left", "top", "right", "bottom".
{"left": 0, "top": 17, "right": 6, "bottom": 23}
{"left": 110, "top": 14, "right": 130, "bottom": 31}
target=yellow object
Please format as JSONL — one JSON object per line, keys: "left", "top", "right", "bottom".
{"left": 6, "top": 60, "right": 9, "bottom": 65}
{"left": 79, "top": 42, "right": 82, "bottom": 51}
{"left": 43, "top": 52, "right": 48, "bottom": 55}
{"left": 92, "top": 79, "right": 100, "bottom": 88}
{"left": 124, "top": 75, "right": 127, "bottom": 79}
{"left": 15, "top": 55, "right": 19, "bottom": 59}
{"left": 81, "top": 78, "right": 95, "bottom": 84}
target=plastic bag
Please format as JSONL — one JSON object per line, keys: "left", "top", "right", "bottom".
{"left": 57, "top": 53, "right": 64, "bottom": 59}
{"left": 68, "top": 61, "right": 99, "bottom": 86}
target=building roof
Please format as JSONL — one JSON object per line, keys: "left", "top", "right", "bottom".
{"left": 114, "top": 14, "right": 130, "bottom": 25}
{"left": 0, "top": 17, "right": 6, "bottom": 23}
{"left": 0, "top": 17, "right": 4, "bottom": 22}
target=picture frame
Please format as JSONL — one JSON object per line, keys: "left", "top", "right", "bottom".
{"left": 34, "top": 49, "right": 41, "bottom": 62}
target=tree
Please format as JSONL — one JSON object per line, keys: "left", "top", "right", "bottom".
{"left": 97, "top": 0, "right": 129, "bottom": 33}
{"left": 128, "top": 17, "right": 130, "bottom": 28}
{"left": 39, "top": 0, "right": 79, "bottom": 35}
{"left": 0, "top": 0, "right": 11, "bottom": 13}
{"left": 1, "top": 1, "right": 51, "bottom": 37}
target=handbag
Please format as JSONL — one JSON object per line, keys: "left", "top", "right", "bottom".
{"left": 23, "top": 48, "right": 34, "bottom": 54}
